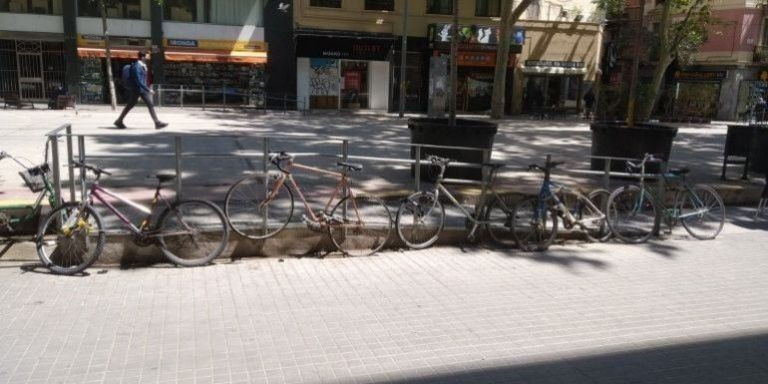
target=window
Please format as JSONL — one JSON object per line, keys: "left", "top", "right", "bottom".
{"left": 475, "top": 0, "right": 500, "bottom": 17}
{"left": 426, "top": 0, "right": 452, "bottom": 15}
{"left": 1, "top": 0, "right": 61, "bottom": 15}
{"left": 365, "top": 0, "right": 393, "bottom": 11}
{"left": 310, "top": 0, "right": 341, "bottom": 7}
{"left": 78, "top": 0, "right": 141, "bottom": 19}
{"left": 164, "top": 0, "right": 198, "bottom": 22}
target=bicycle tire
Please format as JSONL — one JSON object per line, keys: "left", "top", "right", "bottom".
{"left": 677, "top": 185, "right": 725, "bottom": 240}
{"left": 396, "top": 191, "right": 445, "bottom": 249}
{"left": 484, "top": 194, "right": 516, "bottom": 247}
{"left": 157, "top": 200, "right": 230, "bottom": 267}
{"left": 583, "top": 189, "right": 612, "bottom": 242}
{"left": 606, "top": 185, "right": 658, "bottom": 244}
{"left": 36, "top": 202, "right": 105, "bottom": 275}
{"left": 512, "top": 197, "right": 558, "bottom": 252}
{"left": 328, "top": 195, "right": 392, "bottom": 257}
{"left": 224, "top": 174, "right": 294, "bottom": 240}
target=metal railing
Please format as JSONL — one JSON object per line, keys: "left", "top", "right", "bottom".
{"left": 43, "top": 126, "right": 663, "bottom": 209}
{"left": 152, "top": 84, "right": 307, "bottom": 113}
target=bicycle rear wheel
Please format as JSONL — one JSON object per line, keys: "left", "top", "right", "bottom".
{"left": 396, "top": 191, "right": 444, "bottom": 249}
{"left": 157, "top": 200, "right": 229, "bottom": 267}
{"left": 582, "top": 189, "right": 611, "bottom": 242}
{"left": 485, "top": 194, "right": 516, "bottom": 247}
{"left": 607, "top": 185, "right": 658, "bottom": 244}
{"left": 677, "top": 185, "right": 725, "bottom": 240}
{"left": 329, "top": 195, "right": 392, "bottom": 256}
{"left": 224, "top": 175, "right": 294, "bottom": 240}
{"left": 512, "top": 197, "right": 558, "bottom": 252}
{"left": 36, "top": 202, "right": 105, "bottom": 275}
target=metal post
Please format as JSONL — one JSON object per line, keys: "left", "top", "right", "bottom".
{"left": 341, "top": 140, "right": 349, "bottom": 218}
{"left": 158, "top": 85, "right": 163, "bottom": 107}
{"left": 65, "top": 125, "right": 76, "bottom": 203}
{"left": 77, "top": 136, "right": 86, "bottom": 201}
{"left": 50, "top": 136, "right": 62, "bottom": 208}
{"left": 223, "top": 88, "right": 226, "bottom": 109}
{"left": 202, "top": 86, "right": 206, "bottom": 110}
{"left": 180, "top": 85, "right": 184, "bottom": 108}
{"left": 398, "top": 0, "right": 409, "bottom": 118}
{"left": 414, "top": 145, "right": 421, "bottom": 191}
{"left": 174, "top": 137, "right": 182, "bottom": 199}
{"left": 603, "top": 158, "right": 611, "bottom": 189}
{"left": 262, "top": 137, "right": 269, "bottom": 236}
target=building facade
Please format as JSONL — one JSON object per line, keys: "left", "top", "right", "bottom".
{"left": 292, "top": 0, "right": 602, "bottom": 114}
{"left": 0, "top": 0, "right": 274, "bottom": 104}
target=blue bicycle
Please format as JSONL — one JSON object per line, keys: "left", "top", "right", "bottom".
{"left": 512, "top": 156, "right": 611, "bottom": 251}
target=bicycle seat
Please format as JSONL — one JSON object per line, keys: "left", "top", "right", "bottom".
{"left": 155, "top": 172, "right": 177, "bottom": 183}
{"left": 667, "top": 168, "right": 690, "bottom": 176}
{"left": 337, "top": 162, "right": 363, "bottom": 172}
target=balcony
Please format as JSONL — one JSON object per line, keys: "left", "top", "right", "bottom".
{"left": 754, "top": 45, "right": 768, "bottom": 64}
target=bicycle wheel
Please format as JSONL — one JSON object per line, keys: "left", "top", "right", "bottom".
{"left": 512, "top": 197, "right": 558, "bottom": 252}
{"left": 224, "top": 175, "right": 294, "bottom": 240}
{"left": 36, "top": 202, "right": 105, "bottom": 275}
{"left": 677, "top": 185, "right": 725, "bottom": 240}
{"left": 157, "top": 200, "right": 230, "bottom": 267}
{"left": 606, "top": 185, "right": 658, "bottom": 244}
{"left": 328, "top": 195, "right": 392, "bottom": 257}
{"left": 396, "top": 191, "right": 444, "bottom": 249}
{"left": 582, "top": 189, "right": 612, "bottom": 242}
{"left": 485, "top": 194, "right": 516, "bottom": 247}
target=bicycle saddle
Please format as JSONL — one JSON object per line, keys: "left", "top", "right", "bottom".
{"left": 155, "top": 172, "right": 177, "bottom": 183}
{"left": 337, "top": 161, "right": 363, "bottom": 172}
{"left": 667, "top": 167, "right": 690, "bottom": 176}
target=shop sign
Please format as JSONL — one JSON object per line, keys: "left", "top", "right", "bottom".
{"left": 457, "top": 52, "right": 516, "bottom": 68}
{"left": 525, "top": 60, "right": 584, "bottom": 68}
{"left": 673, "top": 71, "right": 726, "bottom": 81}
{"left": 296, "top": 35, "right": 393, "bottom": 61}
{"left": 164, "top": 39, "right": 267, "bottom": 52}
{"left": 167, "top": 39, "right": 198, "bottom": 48}
{"left": 78, "top": 34, "right": 151, "bottom": 48}
{"left": 428, "top": 24, "right": 524, "bottom": 53}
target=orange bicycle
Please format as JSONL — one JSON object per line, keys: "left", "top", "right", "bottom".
{"left": 224, "top": 151, "right": 392, "bottom": 256}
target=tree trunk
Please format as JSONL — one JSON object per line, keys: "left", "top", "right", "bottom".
{"left": 449, "top": 0, "right": 458, "bottom": 126}
{"left": 639, "top": 0, "right": 672, "bottom": 121}
{"left": 490, "top": 0, "right": 534, "bottom": 119}
{"left": 100, "top": 0, "right": 117, "bottom": 110}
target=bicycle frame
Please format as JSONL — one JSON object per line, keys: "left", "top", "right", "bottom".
{"left": 86, "top": 183, "right": 172, "bottom": 236}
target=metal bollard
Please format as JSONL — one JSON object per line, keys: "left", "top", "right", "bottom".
{"left": 50, "top": 136, "right": 62, "bottom": 208}
{"left": 180, "top": 85, "right": 184, "bottom": 108}
{"left": 77, "top": 136, "right": 86, "bottom": 201}
{"left": 262, "top": 137, "right": 269, "bottom": 236}
{"left": 65, "top": 125, "right": 75, "bottom": 203}
{"left": 603, "top": 158, "right": 611, "bottom": 189}
{"left": 414, "top": 146, "right": 421, "bottom": 191}
{"left": 202, "top": 86, "right": 206, "bottom": 110}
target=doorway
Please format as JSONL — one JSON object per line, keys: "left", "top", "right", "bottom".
{"left": 340, "top": 60, "right": 369, "bottom": 109}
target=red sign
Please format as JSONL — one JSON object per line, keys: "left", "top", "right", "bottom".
{"left": 443, "top": 51, "right": 516, "bottom": 68}
{"left": 344, "top": 70, "right": 362, "bottom": 90}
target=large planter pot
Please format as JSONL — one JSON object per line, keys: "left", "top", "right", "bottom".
{"left": 749, "top": 125, "right": 768, "bottom": 174}
{"left": 409, "top": 118, "right": 498, "bottom": 180}
{"left": 590, "top": 121, "right": 678, "bottom": 174}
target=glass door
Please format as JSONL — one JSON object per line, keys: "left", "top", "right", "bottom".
{"left": 340, "top": 60, "right": 369, "bottom": 109}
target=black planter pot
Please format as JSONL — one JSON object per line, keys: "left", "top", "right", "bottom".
{"left": 409, "top": 118, "right": 498, "bottom": 180}
{"left": 749, "top": 125, "right": 768, "bottom": 174}
{"left": 590, "top": 121, "right": 678, "bottom": 174}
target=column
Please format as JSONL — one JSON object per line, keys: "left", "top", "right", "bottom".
{"left": 62, "top": 0, "right": 79, "bottom": 97}
{"left": 151, "top": 0, "right": 165, "bottom": 85}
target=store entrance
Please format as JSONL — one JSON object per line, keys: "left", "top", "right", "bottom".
{"left": 523, "top": 75, "right": 583, "bottom": 115}
{"left": 340, "top": 60, "right": 369, "bottom": 109}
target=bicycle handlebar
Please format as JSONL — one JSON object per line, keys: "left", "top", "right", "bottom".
{"left": 0, "top": 151, "right": 7, "bottom": 161}
{"left": 527, "top": 160, "right": 564, "bottom": 172}
{"left": 268, "top": 151, "right": 294, "bottom": 172}
{"left": 626, "top": 153, "right": 665, "bottom": 170}
{"left": 426, "top": 155, "right": 451, "bottom": 165}
{"left": 71, "top": 161, "right": 112, "bottom": 176}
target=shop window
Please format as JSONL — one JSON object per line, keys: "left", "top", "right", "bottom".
{"left": 426, "top": 0, "right": 452, "bottom": 15}
{"left": 207, "top": 0, "right": 264, "bottom": 26}
{"left": 78, "top": 0, "right": 142, "bottom": 19}
{"left": 475, "top": 0, "right": 500, "bottom": 17}
{"left": 310, "top": 0, "right": 341, "bottom": 8}
{"left": 164, "top": 0, "right": 197, "bottom": 22}
{"left": 365, "top": 0, "right": 393, "bottom": 11}
{"left": 1, "top": 0, "right": 61, "bottom": 14}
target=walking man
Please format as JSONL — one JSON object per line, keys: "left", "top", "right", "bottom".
{"left": 114, "top": 51, "right": 168, "bottom": 129}
{"left": 583, "top": 88, "right": 596, "bottom": 119}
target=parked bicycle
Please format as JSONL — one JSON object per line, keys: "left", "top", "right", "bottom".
{"left": 395, "top": 155, "right": 515, "bottom": 249}
{"left": 511, "top": 155, "right": 611, "bottom": 251}
{"left": 0, "top": 143, "right": 59, "bottom": 238}
{"left": 606, "top": 153, "right": 725, "bottom": 243}
{"left": 36, "top": 161, "right": 229, "bottom": 274}
{"left": 224, "top": 151, "right": 392, "bottom": 256}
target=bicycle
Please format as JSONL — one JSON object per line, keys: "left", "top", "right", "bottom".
{"left": 511, "top": 155, "right": 611, "bottom": 252}
{"left": 36, "top": 161, "right": 229, "bottom": 275}
{"left": 606, "top": 153, "right": 725, "bottom": 243}
{"left": 394, "top": 155, "right": 515, "bottom": 249}
{"left": 224, "top": 151, "right": 392, "bottom": 257}
{"left": 0, "top": 143, "right": 59, "bottom": 238}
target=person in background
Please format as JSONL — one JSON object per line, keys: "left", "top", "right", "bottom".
{"left": 114, "top": 50, "right": 168, "bottom": 129}
{"left": 583, "top": 88, "right": 596, "bottom": 119}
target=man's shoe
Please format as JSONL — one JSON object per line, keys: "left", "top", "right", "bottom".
{"left": 114, "top": 121, "right": 126, "bottom": 129}
{"left": 155, "top": 121, "right": 168, "bottom": 129}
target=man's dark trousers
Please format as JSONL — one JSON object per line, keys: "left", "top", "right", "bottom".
{"left": 117, "top": 89, "right": 160, "bottom": 124}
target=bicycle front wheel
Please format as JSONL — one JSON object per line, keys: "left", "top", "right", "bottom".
{"left": 677, "top": 185, "right": 725, "bottom": 240}
{"left": 36, "top": 202, "right": 105, "bottom": 275}
{"left": 512, "top": 197, "right": 558, "bottom": 252}
{"left": 396, "top": 191, "right": 444, "bottom": 249}
{"left": 582, "top": 189, "right": 611, "bottom": 242}
{"left": 329, "top": 195, "right": 392, "bottom": 257}
{"left": 157, "top": 200, "right": 229, "bottom": 267}
{"left": 224, "top": 175, "right": 294, "bottom": 240}
{"left": 607, "top": 185, "right": 658, "bottom": 244}
{"left": 485, "top": 194, "right": 516, "bottom": 247}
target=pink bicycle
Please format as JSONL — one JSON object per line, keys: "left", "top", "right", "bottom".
{"left": 224, "top": 151, "right": 392, "bottom": 256}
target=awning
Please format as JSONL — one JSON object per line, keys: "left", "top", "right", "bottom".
{"left": 77, "top": 47, "right": 144, "bottom": 59}
{"left": 521, "top": 66, "right": 587, "bottom": 75}
{"left": 164, "top": 50, "right": 266, "bottom": 64}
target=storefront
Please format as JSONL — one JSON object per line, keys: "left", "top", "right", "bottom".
{"left": 295, "top": 29, "right": 394, "bottom": 110}
{"left": 520, "top": 60, "right": 586, "bottom": 115}
{"left": 426, "top": 23, "right": 522, "bottom": 114}
{"left": 671, "top": 70, "right": 725, "bottom": 120}
{"left": 0, "top": 37, "right": 67, "bottom": 101}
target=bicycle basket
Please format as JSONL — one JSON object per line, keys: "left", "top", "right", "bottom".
{"left": 19, "top": 163, "right": 51, "bottom": 193}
